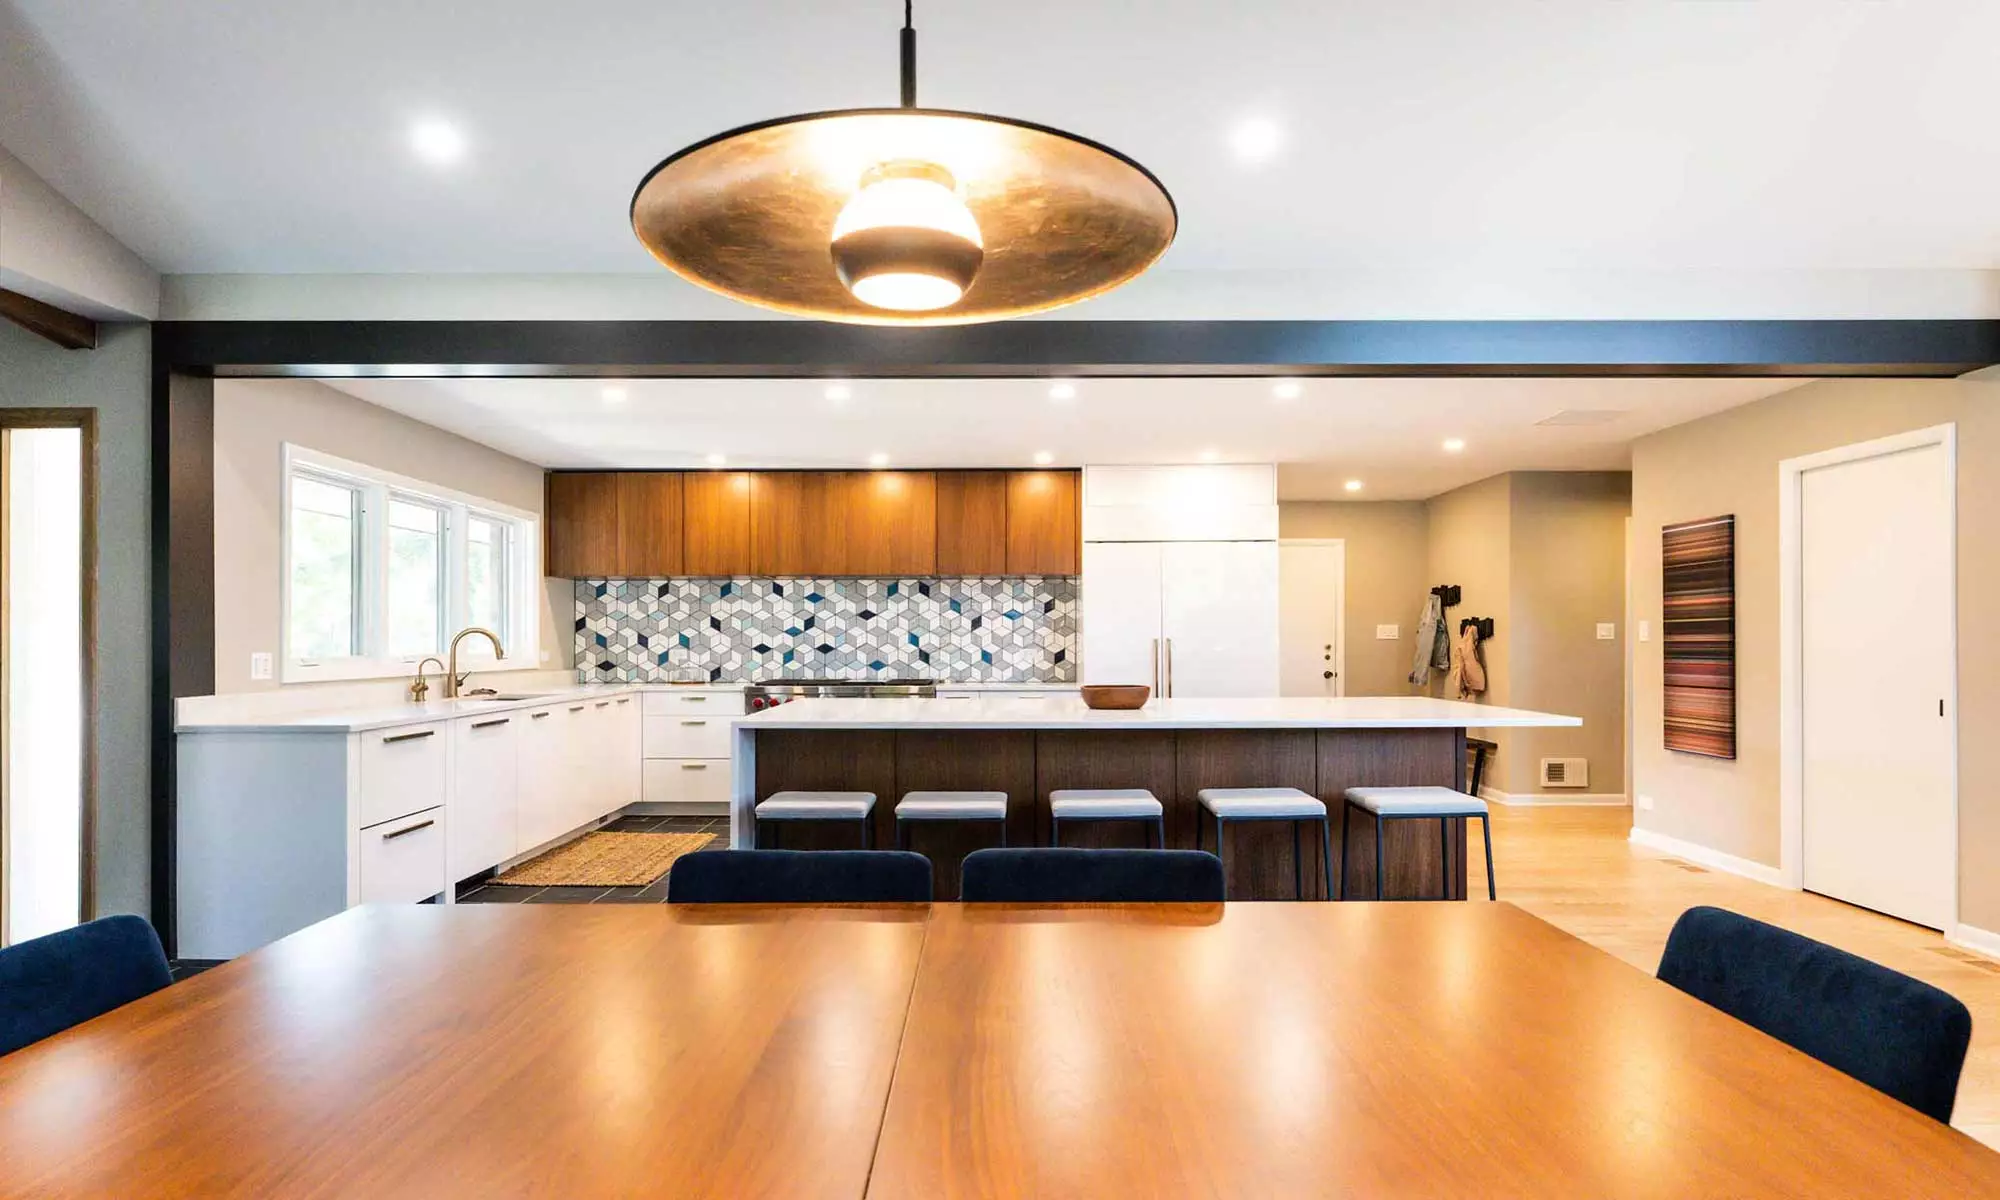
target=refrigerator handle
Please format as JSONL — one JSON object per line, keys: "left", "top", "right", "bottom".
{"left": 1150, "top": 637, "right": 1161, "bottom": 695}
{"left": 1164, "top": 637, "right": 1174, "bottom": 698}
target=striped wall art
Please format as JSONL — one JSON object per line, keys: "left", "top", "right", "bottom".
{"left": 1662, "top": 514, "right": 1736, "bottom": 759}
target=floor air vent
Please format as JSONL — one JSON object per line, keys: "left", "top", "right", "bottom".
{"left": 1540, "top": 757, "right": 1589, "bottom": 788}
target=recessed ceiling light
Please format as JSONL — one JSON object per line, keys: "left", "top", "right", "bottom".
{"left": 1272, "top": 380, "right": 1302, "bottom": 401}
{"left": 824, "top": 382, "right": 852, "bottom": 402}
{"left": 1033, "top": 451, "right": 1054, "bottom": 466}
{"left": 1343, "top": 479, "right": 1364, "bottom": 493}
{"left": 1198, "top": 449, "right": 1220, "bottom": 463}
{"left": 868, "top": 451, "right": 891, "bottom": 468}
{"left": 1443, "top": 437, "right": 1466, "bottom": 453}
{"left": 601, "top": 386, "right": 628, "bottom": 404}
{"left": 1048, "top": 381, "right": 1078, "bottom": 402}
{"left": 1230, "top": 117, "right": 1283, "bottom": 163}
{"left": 705, "top": 453, "right": 728, "bottom": 466}
{"left": 410, "top": 117, "right": 467, "bottom": 166}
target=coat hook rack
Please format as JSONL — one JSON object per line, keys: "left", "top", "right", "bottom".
{"left": 1431, "top": 584, "right": 1461, "bottom": 608}
{"left": 1459, "top": 616, "right": 1495, "bottom": 640}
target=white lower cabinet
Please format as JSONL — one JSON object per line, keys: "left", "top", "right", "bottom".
{"left": 450, "top": 713, "right": 521, "bottom": 882}
{"left": 516, "top": 705, "right": 573, "bottom": 852}
{"left": 359, "top": 808, "right": 446, "bottom": 905}
{"left": 642, "top": 758, "right": 732, "bottom": 807}
{"left": 640, "top": 688, "right": 741, "bottom": 810}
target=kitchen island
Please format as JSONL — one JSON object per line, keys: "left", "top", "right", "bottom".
{"left": 731, "top": 696, "right": 1580, "bottom": 900}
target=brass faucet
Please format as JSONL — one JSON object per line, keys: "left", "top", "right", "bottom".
{"left": 409, "top": 656, "right": 446, "bottom": 702}
{"left": 445, "top": 627, "right": 506, "bottom": 699}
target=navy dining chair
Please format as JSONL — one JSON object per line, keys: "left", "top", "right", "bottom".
{"left": 959, "top": 848, "right": 1226, "bottom": 903}
{"left": 1, "top": 915, "right": 173, "bottom": 1058}
{"left": 1657, "top": 906, "right": 1971, "bottom": 1122}
{"left": 666, "top": 849, "right": 933, "bottom": 903}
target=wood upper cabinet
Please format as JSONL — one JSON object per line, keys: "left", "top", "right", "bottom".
{"left": 683, "top": 471, "right": 754, "bottom": 576}
{"left": 841, "top": 471, "right": 937, "bottom": 576}
{"left": 614, "top": 473, "right": 684, "bottom": 577}
{"left": 545, "top": 472, "right": 619, "bottom": 577}
{"left": 935, "top": 471, "right": 1009, "bottom": 576}
{"left": 1006, "top": 470, "right": 1080, "bottom": 575}
{"left": 750, "top": 472, "right": 839, "bottom": 576}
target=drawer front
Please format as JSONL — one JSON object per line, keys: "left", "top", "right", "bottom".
{"left": 358, "top": 722, "right": 449, "bottom": 828}
{"left": 642, "top": 689, "right": 742, "bottom": 717}
{"left": 642, "top": 712, "right": 733, "bottom": 759}
{"left": 359, "top": 807, "right": 446, "bottom": 905}
{"left": 641, "top": 758, "right": 732, "bottom": 807}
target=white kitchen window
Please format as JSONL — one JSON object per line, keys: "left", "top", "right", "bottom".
{"left": 282, "top": 446, "right": 540, "bottom": 682}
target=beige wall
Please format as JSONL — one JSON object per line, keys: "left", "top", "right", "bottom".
{"left": 1506, "top": 472, "right": 1631, "bottom": 798}
{"left": 1630, "top": 378, "right": 2000, "bottom": 930}
{"left": 1278, "top": 501, "right": 1429, "bottom": 696}
{"left": 1425, "top": 474, "right": 1520, "bottom": 782}
{"left": 213, "top": 378, "right": 569, "bottom": 694}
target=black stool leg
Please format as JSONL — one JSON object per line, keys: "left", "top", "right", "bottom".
{"left": 1374, "top": 813, "right": 1386, "bottom": 901}
{"left": 1481, "top": 814, "right": 1496, "bottom": 901}
{"left": 1319, "top": 816, "right": 1334, "bottom": 901}
{"left": 770, "top": 821, "right": 781, "bottom": 851}
{"left": 998, "top": 817, "right": 1008, "bottom": 848}
{"left": 896, "top": 818, "right": 908, "bottom": 851}
{"left": 1051, "top": 816, "right": 1060, "bottom": 848}
{"left": 1293, "top": 819, "right": 1303, "bottom": 901}
{"left": 862, "top": 815, "right": 873, "bottom": 850}
{"left": 1439, "top": 816, "right": 1450, "bottom": 902}
{"left": 1338, "top": 802, "right": 1351, "bottom": 900}
{"left": 1153, "top": 815, "right": 1166, "bottom": 849}
{"left": 1215, "top": 815, "right": 1228, "bottom": 900}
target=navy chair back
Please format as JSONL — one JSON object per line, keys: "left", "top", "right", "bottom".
{"left": 666, "top": 849, "right": 932, "bottom": 903}
{"left": 960, "top": 848, "right": 1226, "bottom": 903}
{"left": 1, "top": 915, "right": 172, "bottom": 1058}
{"left": 1657, "top": 905, "right": 1971, "bottom": 1122}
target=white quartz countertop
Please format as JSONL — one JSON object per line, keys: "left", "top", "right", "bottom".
{"left": 175, "top": 683, "right": 647, "bottom": 734}
{"left": 736, "top": 695, "right": 1580, "bottom": 731}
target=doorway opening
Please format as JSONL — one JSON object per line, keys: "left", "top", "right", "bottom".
{"left": 0, "top": 411, "right": 95, "bottom": 946}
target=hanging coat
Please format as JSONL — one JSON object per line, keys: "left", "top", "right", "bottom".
{"left": 1448, "top": 623, "right": 1487, "bottom": 699}
{"left": 1408, "top": 594, "right": 1447, "bottom": 686}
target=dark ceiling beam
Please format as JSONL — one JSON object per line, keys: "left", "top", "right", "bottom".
{"left": 152, "top": 318, "right": 2000, "bottom": 378}
{"left": 0, "top": 286, "right": 99, "bottom": 350}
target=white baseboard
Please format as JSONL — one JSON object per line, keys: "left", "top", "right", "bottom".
{"left": 1946, "top": 923, "right": 2000, "bottom": 963}
{"left": 1480, "top": 786, "right": 1629, "bottom": 807}
{"left": 1628, "top": 826, "right": 1788, "bottom": 887}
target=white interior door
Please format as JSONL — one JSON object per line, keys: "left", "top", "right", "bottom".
{"left": 1278, "top": 540, "right": 1344, "bottom": 697}
{"left": 1080, "top": 542, "right": 1164, "bottom": 689}
{"left": 1160, "top": 541, "right": 1279, "bottom": 698}
{"left": 1800, "top": 441, "right": 1954, "bottom": 929}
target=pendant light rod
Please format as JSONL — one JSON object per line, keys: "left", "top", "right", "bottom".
{"left": 900, "top": 0, "right": 917, "bottom": 108}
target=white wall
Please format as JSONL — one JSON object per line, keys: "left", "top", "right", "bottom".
{"left": 0, "top": 144, "right": 159, "bottom": 319}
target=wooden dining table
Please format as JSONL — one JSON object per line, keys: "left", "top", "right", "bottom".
{"left": 2, "top": 902, "right": 1997, "bottom": 1198}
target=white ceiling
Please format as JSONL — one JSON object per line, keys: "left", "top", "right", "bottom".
{"left": 325, "top": 376, "right": 1808, "bottom": 499}
{"left": 4, "top": 0, "right": 1999, "bottom": 277}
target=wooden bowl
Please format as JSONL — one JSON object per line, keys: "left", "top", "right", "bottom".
{"left": 1080, "top": 684, "right": 1151, "bottom": 710}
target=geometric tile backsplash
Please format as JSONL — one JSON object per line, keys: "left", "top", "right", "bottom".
{"left": 574, "top": 577, "right": 1079, "bottom": 684}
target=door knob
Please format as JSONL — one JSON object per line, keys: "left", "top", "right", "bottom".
{"left": 1322, "top": 670, "right": 1334, "bottom": 680}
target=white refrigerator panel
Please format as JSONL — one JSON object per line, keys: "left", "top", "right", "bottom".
{"left": 1160, "top": 541, "right": 1280, "bottom": 698}
{"left": 1080, "top": 541, "right": 1164, "bottom": 689}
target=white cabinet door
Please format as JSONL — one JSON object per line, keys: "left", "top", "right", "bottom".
{"left": 450, "top": 713, "right": 520, "bottom": 882}
{"left": 1160, "top": 541, "right": 1279, "bottom": 698}
{"left": 1080, "top": 541, "right": 1164, "bottom": 688}
{"left": 516, "top": 706, "right": 569, "bottom": 853}
{"left": 609, "top": 694, "right": 642, "bottom": 811}
{"left": 359, "top": 807, "right": 446, "bottom": 904}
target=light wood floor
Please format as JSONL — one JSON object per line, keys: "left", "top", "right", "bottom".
{"left": 1475, "top": 804, "right": 2000, "bottom": 1148}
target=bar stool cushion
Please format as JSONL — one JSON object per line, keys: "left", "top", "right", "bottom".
{"left": 896, "top": 791, "right": 1008, "bottom": 820}
{"left": 1050, "top": 789, "right": 1164, "bottom": 820}
{"left": 757, "top": 791, "right": 876, "bottom": 820}
{"left": 1197, "top": 787, "right": 1326, "bottom": 819}
{"left": 1345, "top": 785, "right": 1487, "bottom": 817}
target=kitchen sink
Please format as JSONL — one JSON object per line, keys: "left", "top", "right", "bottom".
{"left": 461, "top": 693, "right": 556, "bottom": 702}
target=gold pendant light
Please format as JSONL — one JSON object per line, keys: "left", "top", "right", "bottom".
{"left": 630, "top": 1, "right": 1176, "bottom": 325}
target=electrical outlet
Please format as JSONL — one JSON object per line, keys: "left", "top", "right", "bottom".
{"left": 1596, "top": 622, "right": 1616, "bottom": 641}
{"left": 249, "top": 652, "right": 273, "bottom": 681}
{"left": 1375, "top": 624, "right": 1400, "bottom": 640}
{"left": 540, "top": 650, "right": 550, "bottom": 663}
{"left": 1635, "top": 794, "right": 1655, "bottom": 811}
{"left": 1637, "top": 619, "right": 1651, "bottom": 642}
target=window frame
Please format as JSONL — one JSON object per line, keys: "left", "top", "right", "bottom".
{"left": 280, "top": 445, "right": 541, "bottom": 684}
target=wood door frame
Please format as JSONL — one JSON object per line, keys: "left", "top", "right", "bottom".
{"left": 1778, "top": 423, "right": 1957, "bottom": 928}
{"left": 1278, "top": 538, "right": 1346, "bottom": 698}
{"left": 0, "top": 408, "right": 99, "bottom": 939}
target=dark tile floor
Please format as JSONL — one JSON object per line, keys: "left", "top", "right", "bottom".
{"left": 455, "top": 814, "right": 726, "bottom": 905}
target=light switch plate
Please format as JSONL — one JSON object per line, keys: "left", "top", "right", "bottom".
{"left": 1638, "top": 619, "right": 1651, "bottom": 642}
{"left": 249, "top": 652, "right": 273, "bottom": 681}
{"left": 540, "top": 650, "right": 550, "bottom": 663}
{"left": 1635, "top": 794, "right": 1655, "bottom": 811}
{"left": 1596, "top": 622, "right": 1616, "bottom": 641}
{"left": 1375, "top": 624, "right": 1400, "bottom": 640}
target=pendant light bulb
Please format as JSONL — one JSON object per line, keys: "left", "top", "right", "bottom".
{"left": 830, "top": 160, "right": 984, "bottom": 311}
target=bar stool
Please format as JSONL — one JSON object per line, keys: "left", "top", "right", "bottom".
{"left": 1049, "top": 789, "right": 1165, "bottom": 848}
{"left": 895, "top": 791, "right": 1009, "bottom": 851}
{"left": 754, "top": 791, "right": 877, "bottom": 849}
{"left": 1194, "top": 787, "right": 1334, "bottom": 901}
{"left": 1340, "top": 786, "right": 1495, "bottom": 901}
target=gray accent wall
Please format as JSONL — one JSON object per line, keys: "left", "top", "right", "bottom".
{"left": 0, "top": 319, "right": 152, "bottom": 920}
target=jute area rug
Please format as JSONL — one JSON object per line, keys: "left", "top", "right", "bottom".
{"left": 491, "top": 831, "right": 715, "bottom": 888}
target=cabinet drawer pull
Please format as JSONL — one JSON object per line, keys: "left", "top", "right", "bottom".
{"left": 680, "top": 719, "right": 707, "bottom": 726}
{"left": 569, "top": 705, "right": 587, "bottom": 712}
{"left": 617, "top": 697, "right": 632, "bottom": 705}
{"left": 680, "top": 696, "right": 709, "bottom": 702}
{"left": 595, "top": 701, "right": 611, "bottom": 709}
{"left": 382, "top": 818, "right": 436, "bottom": 841}
{"left": 530, "top": 711, "right": 551, "bottom": 720}
{"left": 680, "top": 762, "right": 709, "bottom": 771}
{"left": 470, "top": 717, "right": 510, "bottom": 730}
{"left": 382, "top": 729, "right": 436, "bottom": 745}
